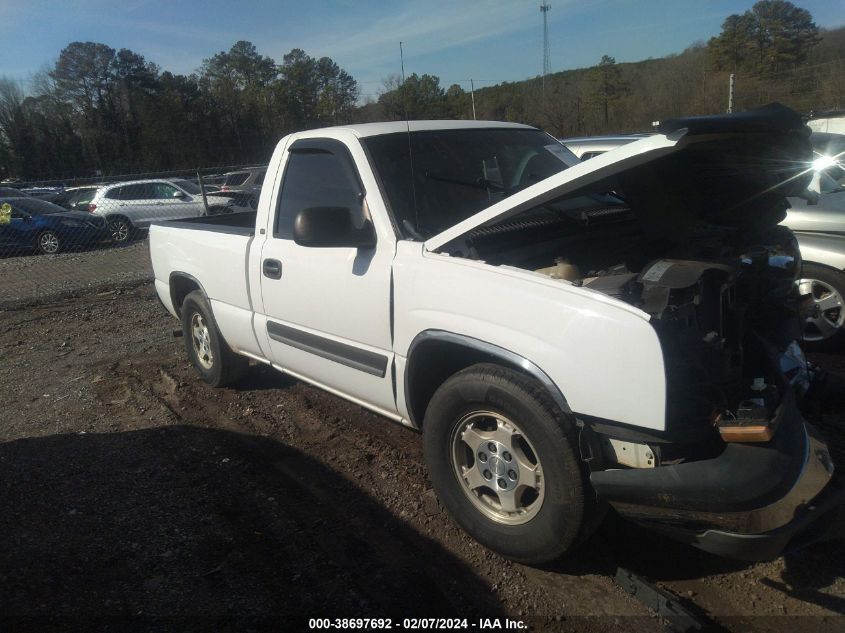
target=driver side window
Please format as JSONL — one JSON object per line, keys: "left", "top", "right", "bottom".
{"left": 274, "top": 142, "right": 364, "bottom": 239}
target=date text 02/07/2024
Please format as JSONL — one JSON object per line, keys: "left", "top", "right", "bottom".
{"left": 307, "top": 618, "right": 527, "bottom": 630}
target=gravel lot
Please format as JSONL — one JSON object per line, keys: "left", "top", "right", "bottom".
{"left": 0, "top": 240, "right": 152, "bottom": 309}
{"left": 0, "top": 279, "right": 843, "bottom": 631}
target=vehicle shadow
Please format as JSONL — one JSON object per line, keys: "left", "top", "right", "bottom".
{"left": 758, "top": 539, "right": 845, "bottom": 614}
{"left": 549, "top": 507, "right": 844, "bottom": 617}
{"left": 0, "top": 426, "right": 505, "bottom": 628}
{"left": 231, "top": 363, "right": 297, "bottom": 391}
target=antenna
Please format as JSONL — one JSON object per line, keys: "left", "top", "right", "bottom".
{"left": 541, "top": 3, "right": 551, "bottom": 100}
{"left": 400, "top": 42, "right": 420, "bottom": 239}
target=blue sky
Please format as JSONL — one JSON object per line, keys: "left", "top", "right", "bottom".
{"left": 2, "top": 0, "right": 844, "bottom": 99}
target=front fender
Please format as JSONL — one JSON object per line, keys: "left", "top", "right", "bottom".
{"left": 393, "top": 243, "right": 666, "bottom": 431}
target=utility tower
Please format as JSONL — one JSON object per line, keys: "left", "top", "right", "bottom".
{"left": 541, "top": 2, "right": 551, "bottom": 102}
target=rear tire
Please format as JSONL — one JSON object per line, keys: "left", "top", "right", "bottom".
{"left": 422, "top": 363, "right": 594, "bottom": 564}
{"left": 181, "top": 290, "right": 248, "bottom": 387}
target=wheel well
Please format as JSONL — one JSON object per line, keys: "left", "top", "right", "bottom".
{"left": 802, "top": 260, "right": 845, "bottom": 276}
{"left": 405, "top": 335, "right": 569, "bottom": 427}
{"left": 169, "top": 274, "right": 203, "bottom": 318}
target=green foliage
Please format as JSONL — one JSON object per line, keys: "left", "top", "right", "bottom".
{"left": 0, "top": 40, "right": 359, "bottom": 179}
{"left": 0, "top": 7, "right": 840, "bottom": 181}
{"left": 587, "top": 55, "right": 628, "bottom": 125}
{"left": 708, "top": 0, "right": 820, "bottom": 73}
{"left": 378, "top": 73, "right": 450, "bottom": 120}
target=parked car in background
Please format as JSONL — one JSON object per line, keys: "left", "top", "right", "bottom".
{"left": 561, "top": 134, "right": 652, "bottom": 160}
{"left": 20, "top": 186, "right": 65, "bottom": 202}
{"left": 810, "top": 132, "right": 845, "bottom": 184}
{"left": 0, "top": 187, "right": 29, "bottom": 198}
{"left": 561, "top": 130, "right": 845, "bottom": 345}
{"left": 785, "top": 169, "right": 845, "bottom": 343}
{"left": 0, "top": 197, "right": 109, "bottom": 255}
{"left": 219, "top": 166, "right": 267, "bottom": 197}
{"left": 197, "top": 173, "right": 227, "bottom": 192}
{"left": 52, "top": 186, "right": 100, "bottom": 212}
{"left": 808, "top": 109, "right": 845, "bottom": 135}
{"left": 88, "top": 178, "right": 252, "bottom": 243}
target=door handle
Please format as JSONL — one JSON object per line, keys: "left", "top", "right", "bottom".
{"left": 263, "top": 259, "right": 282, "bottom": 279}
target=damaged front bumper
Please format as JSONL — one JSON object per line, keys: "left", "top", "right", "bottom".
{"left": 590, "top": 390, "right": 844, "bottom": 561}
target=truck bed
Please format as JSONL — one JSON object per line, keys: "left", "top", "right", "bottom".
{"left": 149, "top": 212, "right": 256, "bottom": 321}
{"left": 158, "top": 211, "right": 257, "bottom": 236}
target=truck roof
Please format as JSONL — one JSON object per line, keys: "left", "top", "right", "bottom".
{"left": 299, "top": 120, "right": 535, "bottom": 139}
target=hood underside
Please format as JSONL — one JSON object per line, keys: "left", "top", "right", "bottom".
{"left": 425, "top": 104, "right": 813, "bottom": 252}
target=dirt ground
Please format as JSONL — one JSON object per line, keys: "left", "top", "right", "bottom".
{"left": 1, "top": 282, "right": 844, "bottom": 632}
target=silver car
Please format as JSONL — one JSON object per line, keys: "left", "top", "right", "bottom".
{"left": 560, "top": 134, "right": 652, "bottom": 161}
{"left": 785, "top": 169, "right": 845, "bottom": 343}
{"left": 88, "top": 178, "right": 251, "bottom": 243}
{"left": 218, "top": 166, "right": 267, "bottom": 197}
{"left": 560, "top": 132, "right": 845, "bottom": 345}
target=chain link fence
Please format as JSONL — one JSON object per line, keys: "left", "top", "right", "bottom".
{"left": 0, "top": 165, "right": 266, "bottom": 309}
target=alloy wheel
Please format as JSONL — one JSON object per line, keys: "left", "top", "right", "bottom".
{"left": 799, "top": 277, "right": 845, "bottom": 342}
{"left": 190, "top": 312, "right": 214, "bottom": 369}
{"left": 450, "top": 411, "right": 545, "bottom": 525}
{"left": 39, "top": 232, "right": 59, "bottom": 254}
{"left": 110, "top": 219, "right": 130, "bottom": 243}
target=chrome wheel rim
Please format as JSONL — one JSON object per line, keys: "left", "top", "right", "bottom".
{"left": 190, "top": 313, "right": 214, "bottom": 369}
{"left": 39, "top": 232, "right": 59, "bottom": 254}
{"left": 450, "top": 411, "right": 544, "bottom": 525}
{"left": 110, "top": 220, "right": 129, "bottom": 242}
{"left": 799, "top": 277, "right": 845, "bottom": 342}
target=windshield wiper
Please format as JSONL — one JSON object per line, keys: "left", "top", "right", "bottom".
{"left": 424, "top": 171, "right": 509, "bottom": 194}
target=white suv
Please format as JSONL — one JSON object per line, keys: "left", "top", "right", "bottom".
{"left": 89, "top": 178, "right": 250, "bottom": 242}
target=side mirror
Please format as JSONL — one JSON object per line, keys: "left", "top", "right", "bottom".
{"left": 293, "top": 206, "right": 376, "bottom": 249}
{"left": 173, "top": 190, "right": 186, "bottom": 199}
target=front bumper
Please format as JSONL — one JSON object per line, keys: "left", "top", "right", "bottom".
{"left": 661, "top": 479, "right": 845, "bottom": 560}
{"left": 590, "top": 390, "right": 843, "bottom": 561}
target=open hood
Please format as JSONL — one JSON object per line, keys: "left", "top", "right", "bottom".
{"left": 425, "top": 104, "right": 813, "bottom": 252}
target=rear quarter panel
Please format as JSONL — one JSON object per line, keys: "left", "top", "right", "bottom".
{"left": 149, "top": 223, "right": 262, "bottom": 356}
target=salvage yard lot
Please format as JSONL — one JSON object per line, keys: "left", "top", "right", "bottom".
{"left": 1, "top": 281, "right": 844, "bottom": 631}
{"left": 0, "top": 240, "right": 152, "bottom": 310}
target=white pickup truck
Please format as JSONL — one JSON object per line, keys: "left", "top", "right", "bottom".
{"left": 150, "top": 106, "right": 843, "bottom": 564}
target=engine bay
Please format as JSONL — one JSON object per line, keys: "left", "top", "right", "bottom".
{"left": 449, "top": 211, "right": 811, "bottom": 452}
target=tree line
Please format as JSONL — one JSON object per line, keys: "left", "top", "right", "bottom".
{"left": 0, "top": 41, "right": 359, "bottom": 180}
{"left": 1, "top": 0, "right": 843, "bottom": 182}
{"left": 370, "top": 0, "right": 843, "bottom": 138}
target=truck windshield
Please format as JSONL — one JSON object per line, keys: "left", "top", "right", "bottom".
{"left": 363, "top": 128, "right": 579, "bottom": 239}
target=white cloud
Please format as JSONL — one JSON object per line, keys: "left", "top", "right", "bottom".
{"left": 297, "top": 0, "right": 576, "bottom": 74}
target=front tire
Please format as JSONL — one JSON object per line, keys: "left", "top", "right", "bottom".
{"left": 422, "top": 363, "right": 592, "bottom": 564}
{"left": 36, "top": 230, "right": 61, "bottom": 254}
{"left": 181, "top": 290, "right": 248, "bottom": 387}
